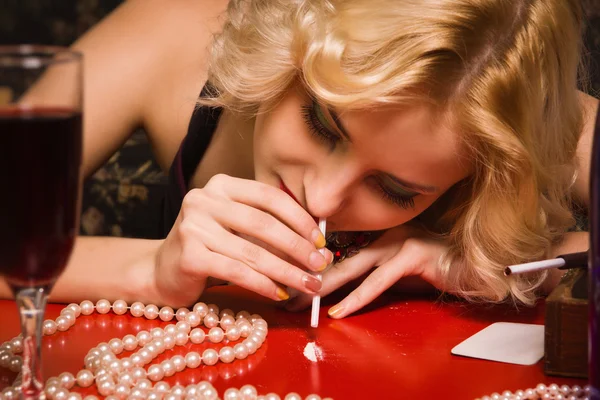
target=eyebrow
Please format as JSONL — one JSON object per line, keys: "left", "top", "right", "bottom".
{"left": 328, "top": 106, "right": 439, "bottom": 195}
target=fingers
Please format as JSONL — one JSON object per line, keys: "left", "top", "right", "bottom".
{"left": 205, "top": 175, "right": 324, "bottom": 246}
{"left": 221, "top": 200, "right": 332, "bottom": 272}
{"left": 327, "top": 262, "right": 407, "bottom": 319}
{"left": 284, "top": 248, "right": 381, "bottom": 311}
{"left": 179, "top": 220, "right": 324, "bottom": 296}
{"left": 201, "top": 251, "right": 291, "bottom": 302}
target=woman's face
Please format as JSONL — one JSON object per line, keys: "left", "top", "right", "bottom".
{"left": 253, "top": 85, "right": 472, "bottom": 232}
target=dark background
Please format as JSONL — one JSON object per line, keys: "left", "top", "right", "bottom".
{"left": 1, "top": 0, "right": 599, "bottom": 239}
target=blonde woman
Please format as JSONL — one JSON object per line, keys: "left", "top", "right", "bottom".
{"left": 1, "top": 0, "right": 598, "bottom": 319}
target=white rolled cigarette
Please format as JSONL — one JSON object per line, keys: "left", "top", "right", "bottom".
{"left": 504, "top": 258, "right": 566, "bottom": 276}
{"left": 310, "top": 218, "right": 327, "bottom": 328}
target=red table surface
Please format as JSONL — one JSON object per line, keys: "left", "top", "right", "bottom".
{"left": 0, "top": 286, "right": 587, "bottom": 399}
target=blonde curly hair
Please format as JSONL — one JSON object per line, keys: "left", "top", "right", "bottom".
{"left": 200, "top": 0, "right": 585, "bottom": 305}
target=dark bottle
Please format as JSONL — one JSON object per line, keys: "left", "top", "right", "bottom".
{"left": 589, "top": 104, "right": 600, "bottom": 400}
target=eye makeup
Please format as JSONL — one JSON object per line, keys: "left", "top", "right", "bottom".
{"left": 301, "top": 99, "right": 420, "bottom": 209}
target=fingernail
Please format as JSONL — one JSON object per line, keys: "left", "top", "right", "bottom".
{"left": 276, "top": 287, "right": 290, "bottom": 301}
{"left": 309, "top": 251, "right": 328, "bottom": 271}
{"left": 321, "top": 248, "right": 334, "bottom": 265}
{"left": 328, "top": 304, "right": 344, "bottom": 318}
{"left": 312, "top": 228, "right": 326, "bottom": 248}
{"left": 302, "top": 274, "right": 322, "bottom": 293}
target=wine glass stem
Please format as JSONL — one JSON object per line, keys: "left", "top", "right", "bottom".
{"left": 13, "top": 287, "right": 48, "bottom": 399}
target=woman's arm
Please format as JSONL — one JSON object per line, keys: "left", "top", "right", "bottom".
{"left": 23, "top": 0, "right": 228, "bottom": 177}
{"left": 0, "top": 237, "right": 163, "bottom": 304}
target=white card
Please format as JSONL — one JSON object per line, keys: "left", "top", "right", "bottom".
{"left": 451, "top": 322, "right": 545, "bottom": 365}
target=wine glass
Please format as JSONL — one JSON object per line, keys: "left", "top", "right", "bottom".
{"left": 0, "top": 45, "right": 83, "bottom": 399}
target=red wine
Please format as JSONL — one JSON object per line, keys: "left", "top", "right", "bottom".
{"left": 0, "top": 107, "right": 82, "bottom": 288}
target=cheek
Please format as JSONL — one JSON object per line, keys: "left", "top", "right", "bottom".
{"left": 254, "top": 103, "right": 318, "bottom": 165}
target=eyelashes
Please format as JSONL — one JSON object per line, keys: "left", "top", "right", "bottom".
{"left": 300, "top": 102, "right": 340, "bottom": 150}
{"left": 300, "top": 100, "right": 417, "bottom": 210}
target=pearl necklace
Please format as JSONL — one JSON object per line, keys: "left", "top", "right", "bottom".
{"left": 477, "top": 383, "right": 592, "bottom": 400}
{"left": 0, "top": 300, "right": 330, "bottom": 400}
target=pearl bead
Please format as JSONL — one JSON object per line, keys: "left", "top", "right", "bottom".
{"left": 136, "top": 330, "right": 152, "bottom": 346}
{"left": 226, "top": 326, "right": 241, "bottom": 341}
{"left": 185, "top": 385, "right": 199, "bottom": 397}
{"left": 536, "top": 384, "right": 547, "bottom": 394}
{"left": 208, "top": 304, "right": 220, "bottom": 315}
{"left": 129, "top": 388, "right": 148, "bottom": 400}
{"left": 244, "top": 338, "right": 258, "bottom": 354}
{"left": 144, "top": 304, "right": 159, "bottom": 319}
{"left": 97, "top": 342, "right": 110, "bottom": 353}
{"left": 170, "top": 384, "right": 185, "bottom": 396}
{"left": 176, "top": 321, "right": 191, "bottom": 334}
{"left": 113, "top": 383, "right": 130, "bottom": 398}
{"left": 9, "top": 356, "right": 22, "bottom": 372}
{"left": 220, "top": 315, "right": 236, "bottom": 330}
{"left": 175, "top": 331, "right": 189, "bottom": 346}
{"left": 122, "top": 334, "right": 138, "bottom": 351}
{"left": 219, "top": 346, "right": 235, "bottom": 363}
{"left": 147, "top": 365, "right": 164, "bottom": 381}
{"left": 135, "top": 378, "right": 152, "bottom": 391}
{"left": 234, "top": 343, "right": 249, "bottom": 360}
{"left": 138, "top": 348, "right": 153, "bottom": 364}
{"left": 224, "top": 388, "right": 241, "bottom": 400}
{"left": 108, "top": 338, "right": 124, "bottom": 354}
{"left": 98, "top": 380, "right": 116, "bottom": 396}
{"left": 164, "top": 324, "right": 177, "bottom": 335}
{"left": 204, "top": 312, "right": 219, "bottom": 329}
{"left": 254, "top": 319, "right": 268, "bottom": 329}
{"left": 121, "top": 358, "right": 133, "bottom": 369}
{"left": 80, "top": 300, "right": 95, "bottom": 315}
{"left": 83, "top": 396, "right": 99, "bottom": 400}
{"left": 56, "top": 316, "right": 70, "bottom": 332}
{"left": 190, "top": 328, "right": 205, "bottom": 344}
{"left": 163, "top": 335, "right": 176, "bottom": 350}
{"left": 151, "top": 327, "right": 164, "bottom": 338}
{"left": 54, "top": 388, "right": 69, "bottom": 400}
{"left": 76, "top": 370, "right": 94, "bottom": 387}
{"left": 59, "top": 372, "right": 75, "bottom": 389}
{"left": 208, "top": 327, "right": 225, "bottom": 343}
{"left": 185, "top": 311, "right": 202, "bottom": 327}
{"left": 67, "top": 393, "right": 82, "bottom": 400}
{"left": 202, "top": 386, "right": 218, "bottom": 400}
{"left": 131, "top": 353, "right": 145, "bottom": 367}
{"left": 118, "top": 372, "right": 134, "bottom": 386}
{"left": 151, "top": 338, "right": 165, "bottom": 354}
{"left": 283, "top": 394, "right": 302, "bottom": 400}
{"left": 264, "top": 394, "right": 281, "bottom": 400}
{"left": 240, "top": 385, "right": 257, "bottom": 399}
{"left": 237, "top": 320, "right": 252, "bottom": 338}
{"left": 147, "top": 391, "right": 161, "bottom": 400}
{"left": 185, "top": 352, "right": 201, "bottom": 368}
{"left": 175, "top": 307, "right": 190, "bottom": 321}
{"left": 193, "top": 302, "right": 208, "bottom": 317}
{"left": 236, "top": 310, "right": 251, "bottom": 320}
{"left": 95, "top": 299, "right": 111, "bottom": 314}
{"left": 112, "top": 300, "right": 128, "bottom": 315}
{"left": 161, "top": 360, "right": 176, "bottom": 377}
{"left": 130, "top": 302, "right": 145, "bottom": 317}
{"left": 163, "top": 394, "right": 178, "bottom": 400}
{"left": 159, "top": 306, "right": 174, "bottom": 322}
{"left": 154, "top": 382, "right": 171, "bottom": 393}
{"left": 43, "top": 319, "right": 58, "bottom": 335}
{"left": 305, "top": 395, "right": 321, "bottom": 400}
{"left": 202, "top": 349, "right": 219, "bottom": 366}
{"left": 172, "top": 355, "right": 186, "bottom": 372}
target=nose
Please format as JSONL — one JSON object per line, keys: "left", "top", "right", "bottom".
{"left": 304, "top": 160, "right": 360, "bottom": 219}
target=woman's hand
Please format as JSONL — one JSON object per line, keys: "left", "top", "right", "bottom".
{"left": 153, "top": 174, "right": 333, "bottom": 307}
{"left": 284, "top": 225, "right": 449, "bottom": 318}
